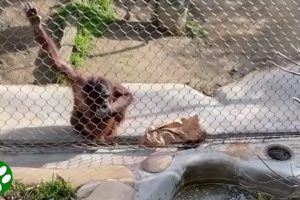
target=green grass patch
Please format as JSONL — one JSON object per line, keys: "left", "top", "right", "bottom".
{"left": 52, "top": 0, "right": 116, "bottom": 84}
{"left": 56, "top": 0, "right": 116, "bottom": 38}
{"left": 2, "top": 176, "right": 76, "bottom": 200}
{"left": 186, "top": 20, "right": 209, "bottom": 39}
{"left": 56, "top": 0, "right": 116, "bottom": 63}
{"left": 70, "top": 28, "right": 93, "bottom": 67}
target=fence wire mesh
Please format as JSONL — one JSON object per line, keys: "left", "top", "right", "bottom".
{"left": 1, "top": 1, "right": 300, "bottom": 198}
{"left": 0, "top": 0, "right": 299, "bottom": 153}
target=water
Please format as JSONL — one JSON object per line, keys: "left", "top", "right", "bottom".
{"left": 174, "top": 183, "right": 274, "bottom": 200}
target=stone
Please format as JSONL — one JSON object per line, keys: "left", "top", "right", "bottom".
{"left": 155, "top": 0, "right": 189, "bottom": 35}
{"left": 141, "top": 151, "right": 174, "bottom": 173}
{"left": 76, "top": 181, "right": 103, "bottom": 199}
{"left": 82, "top": 181, "right": 135, "bottom": 200}
{"left": 59, "top": 17, "right": 78, "bottom": 62}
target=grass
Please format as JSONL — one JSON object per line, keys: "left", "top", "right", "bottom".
{"left": 53, "top": 0, "right": 115, "bottom": 83}
{"left": 186, "top": 19, "right": 209, "bottom": 39}
{"left": 2, "top": 175, "right": 76, "bottom": 200}
{"left": 56, "top": 0, "right": 116, "bottom": 38}
{"left": 257, "top": 193, "right": 274, "bottom": 200}
{"left": 70, "top": 28, "right": 93, "bottom": 67}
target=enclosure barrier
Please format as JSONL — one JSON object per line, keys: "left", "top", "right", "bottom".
{"left": 0, "top": 0, "right": 299, "bottom": 172}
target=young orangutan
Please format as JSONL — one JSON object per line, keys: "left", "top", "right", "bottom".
{"left": 23, "top": 3, "right": 133, "bottom": 143}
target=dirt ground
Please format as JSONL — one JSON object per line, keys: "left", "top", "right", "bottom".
{"left": 0, "top": 0, "right": 67, "bottom": 84}
{"left": 0, "top": 0, "right": 299, "bottom": 95}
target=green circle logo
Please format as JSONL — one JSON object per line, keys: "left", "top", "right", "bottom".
{"left": 0, "top": 161, "right": 13, "bottom": 195}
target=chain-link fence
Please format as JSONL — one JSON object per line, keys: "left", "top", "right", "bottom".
{"left": 0, "top": 0, "right": 299, "bottom": 153}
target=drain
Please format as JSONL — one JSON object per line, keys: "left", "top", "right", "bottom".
{"left": 266, "top": 145, "right": 293, "bottom": 161}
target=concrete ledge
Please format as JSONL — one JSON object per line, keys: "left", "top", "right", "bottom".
{"left": 0, "top": 83, "right": 212, "bottom": 141}
{"left": 0, "top": 65, "right": 299, "bottom": 143}
{"left": 12, "top": 165, "right": 134, "bottom": 187}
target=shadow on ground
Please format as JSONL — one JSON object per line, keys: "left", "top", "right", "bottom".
{"left": 0, "top": 26, "right": 37, "bottom": 55}
{"left": 103, "top": 20, "right": 173, "bottom": 42}
{"left": 0, "top": 125, "right": 153, "bottom": 168}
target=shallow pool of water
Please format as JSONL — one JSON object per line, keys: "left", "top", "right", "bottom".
{"left": 174, "top": 183, "right": 275, "bottom": 200}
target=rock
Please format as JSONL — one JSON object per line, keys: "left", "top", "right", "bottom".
{"left": 82, "top": 181, "right": 135, "bottom": 200}
{"left": 76, "top": 181, "right": 102, "bottom": 199}
{"left": 59, "top": 17, "right": 78, "bottom": 62}
{"left": 155, "top": 0, "right": 189, "bottom": 35}
{"left": 141, "top": 151, "right": 174, "bottom": 173}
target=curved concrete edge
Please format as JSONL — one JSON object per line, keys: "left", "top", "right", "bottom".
{"left": 134, "top": 139, "right": 300, "bottom": 200}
